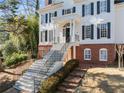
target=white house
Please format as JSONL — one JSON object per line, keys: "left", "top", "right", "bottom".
{"left": 38, "top": 0, "right": 124, "bottom": 65}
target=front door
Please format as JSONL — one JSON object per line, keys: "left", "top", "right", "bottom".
{"left": 66, "top": 28, "right": 70, "bottom": 43}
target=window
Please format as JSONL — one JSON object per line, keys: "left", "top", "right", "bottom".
{"left": 48, "top": 0, "right": 52, "bottom": 4}
{"left": 62, "top": 7, "right": 76, "bottom": 15}
{"left": 82, "top": 25, "right": 94, "bottom": 40}
{"left": 100, "top": 0, "right": 107, "bottom": 13}
{"left": 99, "top": 48, "right": 108, "bottom": 61}
{"left": 85, "top": 4, "right": 91, "bottom": 15}
{"left": 49, "top": 30, "right": 53, "bottom": 42}
{"left": 84, "top": 48, "right": 91, "bottom": 60}
{"left": 85, "top": 26, "right": 91, "bottom": 39}
{"left": 97, "top": 23, "right": 111, "bottom": 39}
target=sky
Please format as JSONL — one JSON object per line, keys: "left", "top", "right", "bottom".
{"left": 0, "top": 0, "right": 45, "bottom": 15}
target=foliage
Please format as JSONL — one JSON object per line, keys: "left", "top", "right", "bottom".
{"left": 4, "top": 52, "right": 28, "bottom": 67}
{"left": 2, "top": 41, "right": 18, "bottom": 58}
{"left": 40, "top": 59, "right": 79, "bottom": 93}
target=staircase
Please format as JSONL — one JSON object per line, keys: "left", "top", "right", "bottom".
{"left": 56, "top": 68, "right": 87, "bottom": 93}
{"left": 13, "top": 43, "right": 69, "bottom": 93}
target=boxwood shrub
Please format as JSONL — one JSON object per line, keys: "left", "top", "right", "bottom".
{"left": 4, "top": 53, "right": 28, "bottom": 67}
{"left": 39, "top": 59, "right": 79, "bottom": 93}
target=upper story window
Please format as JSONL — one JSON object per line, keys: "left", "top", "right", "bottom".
{"left": 82, "top": 3, "right": 94, "bottom": 17}
{"left": 48, "top": 0, "right": 52, "bottom": 5}
{"left": 82, "top": 25, "right": 94, "bottom": 40}
{"left": 97, "top": 0, "right": 110, "bottom": 14}
{"left": 100, "top": 0, "right": 107, "bottom": 13}
{"left": 62, "top": 7, "right": 76, "bottom": 15}
{"left": 97, "top": 22, "right": 111, "bottom": 39}
{"left": 85, "top": 4, "right": 91, "bottom": 15}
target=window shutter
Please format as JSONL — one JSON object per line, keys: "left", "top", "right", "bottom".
{"left": 45, "top": 30, "right": 47, "bottom": 42}
{"left": 107, "top": 22, "right": 111, "bottom": 38}
{"left": 91, "top": 3, "right": 94, "bottom": 15}
{"left": 107, "top": 0, "right": 111, "bottom": 12}
{"left": 45, "top": 14, "right": 48, "bottom": 23}
{"left": 97, "top": 1, "right": 100, "bottom": 14}
{"left": 91, "top": 24, "right": 94, "bottom": 39}
{"left": 54, "top": 11, "right": 57, "bottom": 17}
{"left": 97, "top": 25, "right": 100, "bottom": 39}
{"left": 72, "top": 7, "right": 76, "bottom": 13}
{"left": 82, "top": 5, "right": 85, "bottom": 17}
{"left": 82, "top": 26, "right": 85, "bottom": 40}
{"left": 49, "top": 13, "right": 51, "bottom": 23}
{"left": 62, "top": 9, "right": 64, "bottom": 15}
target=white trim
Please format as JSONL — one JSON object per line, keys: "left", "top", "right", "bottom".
{"left": 99, "top": 48, "right": 108, "bottom": 61}
{"left": 84, "top": 48, "right": 91, "bottom": 60}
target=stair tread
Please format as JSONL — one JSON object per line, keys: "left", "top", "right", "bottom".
{"left": 61, "top": 82, "right": 78, "bottom": 87}
{"left": 65, "top": 76, "right": 82, "bottom": 84}
{"left": 58, "top": 86, "right": 75, "bottom": 93}
{"left": 70, "top": 71, "right": 85, "bottom": 77}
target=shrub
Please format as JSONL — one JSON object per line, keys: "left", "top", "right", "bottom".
{"left": 2, "top": 41, "right": 17, "bottom": 58}
{"left": 4, "top": 53, "right": 28, "bottom": 67}
{"left": 39, "top": 59, "right": 79, "bottom": 93}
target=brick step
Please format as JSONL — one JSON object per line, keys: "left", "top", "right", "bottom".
{"left": 75, "top": 67, "right": 87, "bottom": 72}
{"left": 57, "top": 86, "right": 75, "bottom": 93}
{"left": 61, "top": 82, "right": 78, "bottom": 89}
{"left": 70, "top": 70, "right": 85, "bottom": 78}
{"left": 65, "top": 76, "right": 82, "bottom": 84}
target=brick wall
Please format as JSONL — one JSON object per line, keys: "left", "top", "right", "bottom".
{"left": 76, "top": 44, "right": 116, "bottom": 65}
{"left": 38, "top": 45, "right": 52, "bottom": 59}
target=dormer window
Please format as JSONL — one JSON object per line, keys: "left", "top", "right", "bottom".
{"left": 62, "top": 7, "right": 76, "bottom": 15}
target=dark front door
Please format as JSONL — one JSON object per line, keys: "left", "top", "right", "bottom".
{"left": 66, "top": 28, "right": 70, "bottom": 43}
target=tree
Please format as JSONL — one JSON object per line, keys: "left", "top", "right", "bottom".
{"left": 115, "top": 44, "right": 124, "bottom": 69}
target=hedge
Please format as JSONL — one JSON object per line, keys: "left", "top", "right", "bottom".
{"left": 39, "top": 59, "right": 79, "bottom": 93}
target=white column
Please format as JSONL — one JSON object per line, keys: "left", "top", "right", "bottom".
{"left": 47, "top": 30, "right": 49, "bottom": 43}
{"left": 73, "top": 46, "right": 76, "bottom": 59}
{"left": 70, "top": 20, "right": 73, "bottom": 42}
{"left": 72, "top": 20, "right": 75, "bottom": 42}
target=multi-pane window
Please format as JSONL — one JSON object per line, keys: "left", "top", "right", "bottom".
{"left": 99, "top": 48, "right": 108, "bottom": 61}
{"left": 84, "top": 48, "right": 91, "bottom": 60}
{"left": 85, "top": 4, "right": 91, "bottom": 15}
{"left": 49, "top": 30, "right": 53, "bottom": 42}
{"left": 85, "top": 26, "right": 91, "bottom": 39}
{"left": 100, "top": 0, "right": 107, "bottom": 13}
{"left": 98, "top": 24, "right": 108, "bottom": 38}
{"left": 62, "top": 7, "right": 76, "bottom": 15}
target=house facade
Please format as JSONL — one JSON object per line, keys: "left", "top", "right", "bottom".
{"left": 38, "top": 0, "right": 124, "bottom": 65}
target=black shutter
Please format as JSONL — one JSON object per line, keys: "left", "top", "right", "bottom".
{"left": 49, "top": 13, "right": 51, "bottom": 23}
{"left": 72, "top": 7, "right": 76, "bottom": 13}
{"left": 107, "top": 22, "right": 111, "bottom": 38}
{"left": 91, "top": 24, "right": 94, "bottom": 39}
{"left": 107, "top": 0, "right": 111, "bottom": 12}
{"left": 97, "top": 24, "right": 100, "bottom": 39}
{"left": 45, "top": 30, "right": 47, "bottom": 42}
{"left": 45, "top": 14, "right": 48, "bottom": 23}
{"left": 82, "top": 5, "right": 85, "bottom": 17}
{"left": 82, "top": 26, "right": 85, "bottom": 40}
{"left": 62, "top": 9, "right": 64, "bottom": 15}
{"left": 48, "top": 0, "right": 52, "bottom": 4}
{"left": 97, "top": 1, "right": 100, "bottom": 14}
{"left": 91, "top": 3, "right": 94, "bottom": 15}
{"left": 54, "top": 11, "right": 57, "bottom": 17}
